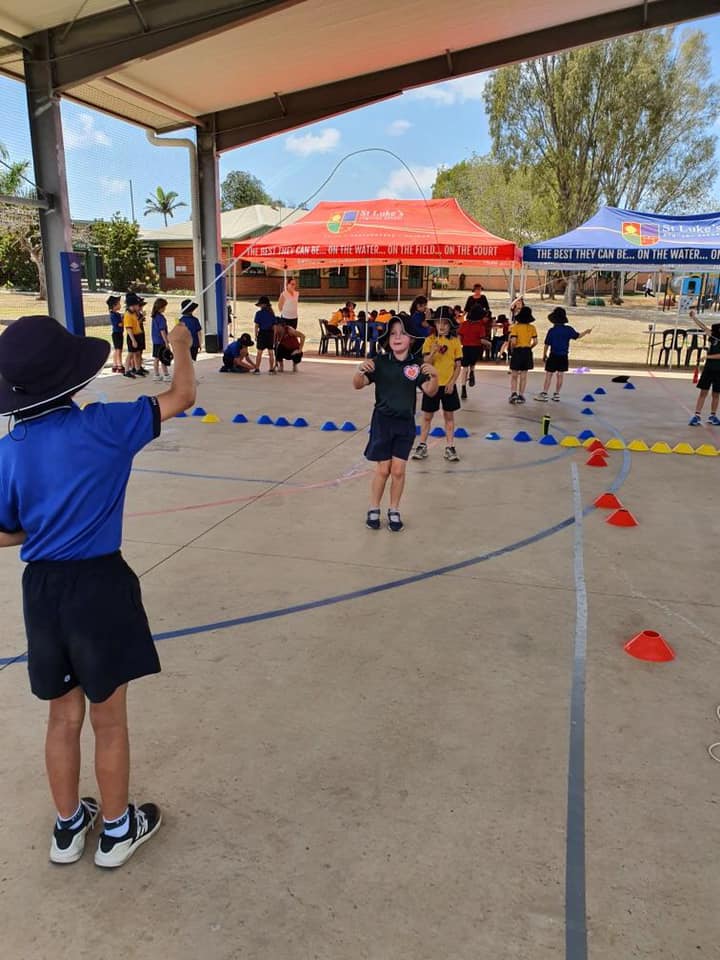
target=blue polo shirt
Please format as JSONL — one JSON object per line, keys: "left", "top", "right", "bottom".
{"left": 109, "top": 310, "right": 123, "bottom": 334}
{"left": 545, "top": 325, "right": 579, "bottom": 356}
{"left": 254, "top": 308, "right": 276, "bottom": 331}
{"left": 151, "top": 312, "right": 168, "bottom": 346}
{"left": 0, "top": 397, "right": 160, "bottom": 562}
{"left": 180, "top": 314, "right": 202, "bottom": 347}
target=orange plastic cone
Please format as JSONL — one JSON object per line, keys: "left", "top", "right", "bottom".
{"left": 624, "top": 630, "right": 675, "bottom": 662}
{"left": 606, "top": 508, "right": 638, "bottom": 527}
{"left": 588, "top": 439, "right": 606, "bottom": 453}
{"left": 586, "top": 451, "right": 608, "bottom": 467}
{"left": 594, "top": 492, "right": 622, "bottom": 509}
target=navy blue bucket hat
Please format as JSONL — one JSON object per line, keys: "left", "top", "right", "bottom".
{"left": 0, "top": 315, "right": 109, "bottom": 417}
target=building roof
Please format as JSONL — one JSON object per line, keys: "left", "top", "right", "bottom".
{"left": 0, "top": 1, "right": 707, "bottom": 145}
{"left": 138, "top": 204, "right": 305, "bottom": 244}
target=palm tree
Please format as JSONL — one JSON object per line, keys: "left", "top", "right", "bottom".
{"left": 0, "top": 141, "right": 30, "bottom": 195}
{"left": 143, "top": 186, "right": 187, "bottom": 226}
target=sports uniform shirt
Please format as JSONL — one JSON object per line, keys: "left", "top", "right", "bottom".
{"left": 365, "top": 352, "right": 430, "bottom": 419}
{"left": 180, "top": 314, "right": 202, "bottom": 347}
{"left": 544, "top": 325, "right": 579, "bottom": 356}
{"left": 109, "top": 311, "right": 123, "bottom": 334}
{"left": 123, "top": 311, "right": 141, "bottom": 336}
{"left": 254, "top": 308, "right": 276, "bottom": 331}
{"left": 0, "top": 397, "right": 161, "bottom": 562}
{"left": 509, "top": 323, "right": 537, "bottom": 348}
{"left": 422, "top": 334, "right": 463, "bottom": 386}
{"left": 458, "top": 320, "right": 488, "bottom": 348}
{"left": 151, "top": 313, "right": 168, "bottom": 346}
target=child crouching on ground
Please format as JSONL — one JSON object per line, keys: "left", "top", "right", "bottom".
{"left": 221, "top": 333, "right": 257, "bottom": 373}
{"left": 0, "top": 315, "right": 196, "bottom": 869}
{"left": 534, "top": 307, "right": 592, "bottom": 402}
{"left": 353, "top": 316, "right": 438, "bottom": 532}
{"left": 412, "top": 309, "right": 463, "bottom": 462}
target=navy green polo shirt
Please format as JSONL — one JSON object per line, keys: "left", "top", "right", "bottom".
{"left": 366, "top": 352, "right": 430, "bottom": 419}
{"left": 0, "top": 396, "right": 160, "bottom": 562}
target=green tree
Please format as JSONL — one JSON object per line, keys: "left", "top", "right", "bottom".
{"left": 220, "top": 170, "right": 273, "bottom": 211}
{"left": 0, "top": 230, "right": 37, "bottom": 290}
{"left": 143, "top": 186, "right": 187, "bottom": 226}
{"left": 433, "top": 154, "right": 548, "bottom": 247}
{"left": 90, "top": 214, "right": 159, "bottom": 291}
{"left": 0, "top": 142, "right": 29, "bottom": 196}
{"left": 485, "top": 28, "right": 719, "bottom": 235}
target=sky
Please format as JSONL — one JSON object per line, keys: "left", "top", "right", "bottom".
{"left": 1, "top": 14, "right": 719, "bottom": 230}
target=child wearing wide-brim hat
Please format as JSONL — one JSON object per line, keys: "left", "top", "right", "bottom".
{"left": 0, "top": 313, "right": 196, "bottom": 869}
{"left": 353, "top": 315, "right": 438, "bottom": 532}
{"left": 106, "top": 294, "right": 124, "bottom": 374}
{"left": 534, "top": 306, "right": 592, "bottom": 402}
{"left": 179, "top": 297, "right": 202, "bottom": 361}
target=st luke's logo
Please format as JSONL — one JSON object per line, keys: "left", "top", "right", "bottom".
{"left": 327, "top": 210, "right": 358, "bottom": 234}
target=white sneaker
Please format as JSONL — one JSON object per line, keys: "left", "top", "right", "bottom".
{"left": 50, "top": 797, "right": 99, "bottom": 864}
{"left": 152, "top": 375, "right": 162, "bottom": 382}
{"left": 95, "top": 803, "right": 162, "bottom": 869}
{"left": 534, "top": 392, "right": 549, "bottom": 402}
{"left": 163, "top": 374, "right": 172, "bottom": 382}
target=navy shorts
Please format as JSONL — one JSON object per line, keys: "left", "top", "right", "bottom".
{"left": 256, "top": 329, "right": 275, "bottom": 350}
{"left": 697, "top": 364, "right": 720, "bottom": 393}
{"left": 545, "top": 354, "right": 569, "bottom": 373}
{"left": 509, "top": 346, "right": 534, "bottom": 371}
{"left": 421, "top": 385, "right": 461, "bottom": 413}
{"left": 23, "top": 552, "right": 160, "bottom": 703}
{"left": 461, "top": 345, "right": 483, "bottom": 367}
{"left": 364, "top": 410, "right": 415, "bottom": 462}
{"left": 111, "top": 332, "right": 124, "bottom": 350}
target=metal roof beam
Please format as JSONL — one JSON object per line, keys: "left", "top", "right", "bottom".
{"left": 208, "top": 0, "right": 720, "bottom": 151}
{"left": 26, "top": 0, "right": 310, "bottom": 93}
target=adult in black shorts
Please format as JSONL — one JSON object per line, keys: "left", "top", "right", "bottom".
{"left": 689, "top": 316, "right": 720, "bottom": 425}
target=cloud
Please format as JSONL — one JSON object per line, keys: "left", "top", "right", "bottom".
{"left": 377, "top": 165, "right": 438, "bottom": 199}
{"left": 99, "top": 176, "right": 127, "bottom": 195}
{"left": 410, "top": 73, "right": 487, "bottom": 106}
{"left": 285, "top": 128, "right": 341, "bottom": 156}
{"left": 386, "top": 119, "right": 412, "bottom": 137}
{"left": 64, "top": 112, "right": 111, "bottom": 149}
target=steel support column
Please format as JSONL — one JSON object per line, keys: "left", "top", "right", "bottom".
{"left": 23, "top": 33, "right": 73, "bottom": 326}
{"left": 196, "top": 130, "right": 222, "bottom": 351}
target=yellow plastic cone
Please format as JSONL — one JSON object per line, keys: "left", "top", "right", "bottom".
{"left": 560, "top": 436, "right": 581, "bottom": 447}
{"left": 672, "top": 442, "right": 695, "bottom": 455}
{"left": 201, "top": 413, "right": 221, "bottom": 423}
{"left": 695, "top": 444, "right": 719, "bottom": 457}
{"left": 650, "top": 442, "right": 672, "bottom": 454}
{"left": 627, "top": 439, "right": 649, "bottom": 452}
{"left": 606, "top": 437, "right": 626, "bottom": 450}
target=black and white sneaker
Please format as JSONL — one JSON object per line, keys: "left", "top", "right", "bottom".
{"left": 444, "top": 445, "right": 460, "bottom": 462}
{"left": 94, "top": 803, "right": 162, "bottom": 869}
{"left": 366, "top": 508, "right": 381, "bottom": 530}
{"left": 509, "top": 392, "right": 519, "bottom": 404}
{"left": 387, "top": 509, "right": 404, "bottom": 532}
{"left": 50, "top": 797, "right": 99, "bottom": 864}
{"left": 411, "top": 442, "right": 428, "bottom": 460}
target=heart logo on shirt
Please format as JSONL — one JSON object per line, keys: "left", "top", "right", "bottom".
{"left": 403, "top": 364, "right": 420, "bottom": 381}
{"left": 438, "top": 344, "right": 448, "bottom": 354}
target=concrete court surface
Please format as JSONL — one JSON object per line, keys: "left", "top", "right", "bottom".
{"left": 0, "top": 355, "right": 719, "bottom": 960}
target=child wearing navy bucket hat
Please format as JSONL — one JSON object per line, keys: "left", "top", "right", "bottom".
{"left": 353, "top": 315, "right": 438, "bottom": 532}
{"left": 0, "top": 314, "right": 196, "bottom": 869}
{"left": 534, "top": 307, "right": 592, "bottom": 402}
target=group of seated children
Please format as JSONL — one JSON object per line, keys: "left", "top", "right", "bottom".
{"left": 221, "top": 295, "right": 305, "bottom": 374}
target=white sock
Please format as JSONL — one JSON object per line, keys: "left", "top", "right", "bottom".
{"left": 103, "top": 807, "right": 130, "bottom": 838}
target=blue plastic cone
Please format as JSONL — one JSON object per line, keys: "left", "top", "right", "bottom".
{"left": 538, "top": 434, "right": 558, "bottom": 445}
{"left": 594, "top": 387, "right": 607, "bottom": 395}
{"left": 274, "top": 416, "right": 290, "bottom": 427}
{"left": 257, "top": 414, "right": 273, "bottom": 425}
{"left": 175, "top": 411, "right": 188, "bottom": 418}
{"left": 192, "top": 407, "right": 206, "bottom": 417}
{"left": 513, "top": 431, "right": 533, "bottom": 442}
{"left": 340, "top": 421, "right": 357, "bottom": 432}
{"left": 454, "top": 427, "right": 470, "bottom": 438}
{"left": 623, "top": 382, "right": 636, "bottom": 390}
{"left": 293, "top": 417, "right": 308, "bottom": 427}
{"left": 578, "top": 429, "right": 595, "bottom": 440}
{"left": 430, "top": 426, "right": 446, "bottom": 438}
{"left": 321, "top": 420, "right": 338, "bottom": 431}
{"left": 232, "top": 413, "right": 248, "bottom": 423}
{"left": 485, "top": 431, "right": 502, "bottom": 440}
{"left": 581, "top": 407, "right": 594, "bottom": 415}
{"left": 582, "top": 394, "right": 595, "bottom": 402}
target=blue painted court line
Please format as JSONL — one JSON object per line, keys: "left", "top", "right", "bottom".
{"left": 0, "top": 427, "right": 631, "bottom": 669}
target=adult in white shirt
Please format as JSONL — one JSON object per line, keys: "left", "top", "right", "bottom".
{"left": 278, "top": 277, "right": 300, "bottom": 329}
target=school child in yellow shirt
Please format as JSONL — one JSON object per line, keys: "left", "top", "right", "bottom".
{"left": 503, "top": 305, "right": 538, "bottom": 404}
{"left": 412, "top": 309, "right": 463, "bottom": 462}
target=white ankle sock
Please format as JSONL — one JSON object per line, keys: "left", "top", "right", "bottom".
{"left": 103, "top": 807, "right": 130, "bottom": 837}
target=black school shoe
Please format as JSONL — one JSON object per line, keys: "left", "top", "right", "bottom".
{"left": 50, "top": 797, "right": 99, "bottom": 864}
{"left": 94, "top": 803, "right": 162, "bottom": 869}
{"left": 387, "top": 509, "right": 404, "bottom": 532}
{"left": 366, "top": 509, "right": 381, "bottom": 530}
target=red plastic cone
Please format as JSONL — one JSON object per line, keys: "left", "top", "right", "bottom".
{"left": 588, "top": 439, "right": 606, "bottom": 453}
{"left": 586, "top": 451, "right": 608, "bottom": 467}
{"left": 606, "top": 508, "right": 638, "bottom": 527}
{"left": 594, "top": 492, "right": 622, "bottom": 509}
{"left": 624, "top": 630, "right": 675, "bottom": 662}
